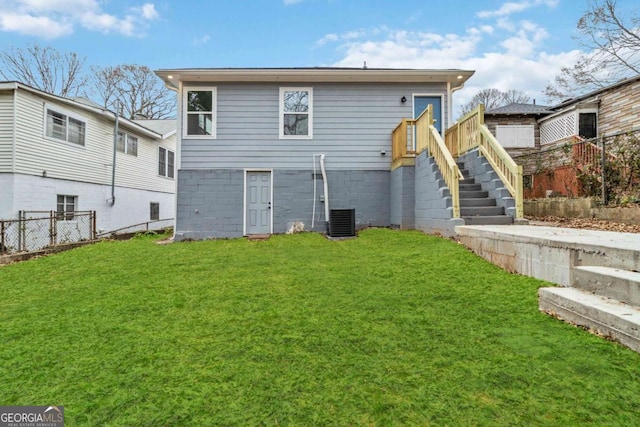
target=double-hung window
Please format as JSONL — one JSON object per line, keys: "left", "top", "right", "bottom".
{"left": 150, "top": 202, "right": 160, "bottom": 221}
{"left": 56, "top": 195, "right": 77, "bottom": 220}
{"left": 46, "top": 108, "right": 86, "bottom": 146}
{"left": 117, "top": 131, "right": 138, "bottom": 156}
{"left": 184, "top": 87, "right": 216, "bottom": 137}
{"left": 280, "top": 87, "right": 312, "bottom": 138}
{"left": 158, "top": 146, "right": 175, "bottom": 178}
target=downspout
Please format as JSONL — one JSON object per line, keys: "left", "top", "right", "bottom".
{"left": 448, "top": 79, "right": 466, "bottom": 126}
{"left": 319, "top": 154, "right": 330, "bottom": 233}
{"left": 110, "top": 103, "right": 119, "bottom": 206}
{"left": 165, "top": 81, "right": 180, "bottom": 240}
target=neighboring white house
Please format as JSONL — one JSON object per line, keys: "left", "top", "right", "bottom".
{"left": 0, "top": 81, "right": 176, "bottom": 233}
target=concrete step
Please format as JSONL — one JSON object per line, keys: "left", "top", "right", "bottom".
{"left": 459, "top": 183, "right": 482, "bottom": 191}
{"left": 462, "top": 215, "right": 513, "bottom": 225}
{"left": 573, "top": 266, "right": 640, "bottom": 307}
{"left": 460, "top": 206, "right": 505, "bottom": 216}
{"left": 459, "top": 190, "right": 488, "bottom": 199}
{"left": 460, "top": 198, "right": 497, "bottom": 207}
{"left": 539, "top": 286, "right": 640, "bottom": 353}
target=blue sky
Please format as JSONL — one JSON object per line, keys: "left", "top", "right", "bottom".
{"left": 0, "top": 0, "right": 630, "bottom": 109}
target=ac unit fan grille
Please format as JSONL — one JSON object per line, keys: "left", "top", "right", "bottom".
{"left": 329, "top": 209, "right": 355, "bottom": 237}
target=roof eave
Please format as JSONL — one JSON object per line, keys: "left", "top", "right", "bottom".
{"left": 155, "top": 68, "right": 475, "bottom": 88}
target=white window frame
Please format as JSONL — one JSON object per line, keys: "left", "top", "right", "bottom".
{"left": 279, "top": 87, "right": 313, "bottom": 139}
{"left": 158, "top": 146, "right": 175, "bottom": 179}
{"left": 116, "top": 131, "right": 138, "bottom": 156}
{"left": 183, "top": 87, "right": 216, "bottom": 139}
{"left": 44, "top": 104, "right": 86, "bottom": 146}
{"left": 56, "top": 194, "right": 77, "bottom": 221}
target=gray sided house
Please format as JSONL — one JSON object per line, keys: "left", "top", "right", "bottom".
{"left": 156, "top": 68, "right": 473, "bottom": 239}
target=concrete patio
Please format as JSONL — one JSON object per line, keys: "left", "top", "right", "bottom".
{"left": 456, "top": 224, "right": 640, "bottom": 353}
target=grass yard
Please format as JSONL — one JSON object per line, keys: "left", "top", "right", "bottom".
{"left": 1, "top": 228, "right": 639, "bottom": 426}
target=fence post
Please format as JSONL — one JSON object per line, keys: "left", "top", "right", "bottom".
{"left": 18, "top": 210, "right": 24, "bottom": 252}
{"left": 49, "top": 211, "right": 55, "bottom": 246}
{"left": 600, "top": 135, "right": 607, "bottom": 205}
{"left": 92, "top": 211, "right": 97, "bottom": 240}
{"left": 1, "top": 220, "right": 5, "bottom": 253}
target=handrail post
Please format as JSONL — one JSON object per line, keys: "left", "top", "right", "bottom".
{"left": 516, "top": 165, "right": 523, "bottom": 218}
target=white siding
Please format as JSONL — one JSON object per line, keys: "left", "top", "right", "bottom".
{"left": 0, "top": 91, "right": 14, "bottom": 172}
{"left": 13, "top": 89, "right": 112, "bottom": 184}
{"left": 11, "top": 88, "right": 175, "bottom": 196}
{"left": 180, "top": 82, "right": 448, "bottom": 170}
{"left": 115, "top": 133, "right": 176, "bottom": 194}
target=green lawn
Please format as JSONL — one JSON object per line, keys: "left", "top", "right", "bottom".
{"left": 1, "top": 228, "right": 639, "bottom": 426}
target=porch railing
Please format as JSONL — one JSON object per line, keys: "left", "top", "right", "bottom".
{"left": 391, "top": 118, "right": 417, "bottom": 165}
{"left": 391, "top": 103, "right": 524, "bottom": 219}
{"left": 445, "top": 105, "right": 524, "bottom": 218}
{"left": 416, "top": 105, "right": 463, "bottom": 218}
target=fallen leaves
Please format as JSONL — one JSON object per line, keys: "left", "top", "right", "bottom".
{"left": 527, "top": 216, "right": 640, "bottom": 233}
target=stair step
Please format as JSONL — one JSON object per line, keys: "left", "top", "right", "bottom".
{"left": 459, "top": 190, "right": 488, "bottom": 199}
{"left": 460, "top": 206, "right": 505, "bottom": 216}
{"left": 574, "top": 266, "right": 640, "bottom": 307}
{"left": 460, "top": 198, "right": 497, "bottom": 207}
{"left": 459, "top": 183, "right": 482, "bottom": 191}
{"left": 461, "top": 215, "right": 513, "bottom": 225}
{"left": 539, "top": 286, "right": 640, "bottom": 353}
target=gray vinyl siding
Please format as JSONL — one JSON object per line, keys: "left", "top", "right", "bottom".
{"left": 180, "top": 82, "right": 448, "bottom": 170}
{"left": 0, "top": 91, "right": 13, "bottom": 172}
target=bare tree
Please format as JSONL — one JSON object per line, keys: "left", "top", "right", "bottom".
{"left": 0, "top": 44, "right": 87, "bottom": 97}
{"left": 545, "top": 0, "right": 640, "bottom": 101}
{"left": 459, "top": 88, "right": 530, "bottom": 116}
{"left": 89, "top": 64, "right": 176, "bottom": 120}
{"left": 502, "top": 89, "right": 532, "bottom": 105}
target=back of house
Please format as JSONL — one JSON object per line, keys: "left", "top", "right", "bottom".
{"left": 156, "top": 67, "right": 473, "bottom": 240}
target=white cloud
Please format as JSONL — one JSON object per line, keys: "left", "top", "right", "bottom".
{"left": 477, "top": 0, "right": 559, "bottom": 18}
{"left": 283, "top": 0, "right": 303, "bottom": 4}
{"left": 139, "top": 3, "right": 159, "bottom": 20}
{"left": 193, "top": 34, "right": 211, "bottom": 46}
{"left": 326, "top": 23, "right": 577, "bottom": 113}
{"left": 0, "top": 0, "right": 160, "bottom": 38}
{"left": 0, "top": 12, "right": 72, "bottom": 38}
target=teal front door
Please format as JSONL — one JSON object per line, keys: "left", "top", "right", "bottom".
{"left": 414, "top": 96, "right": 443, "bottom": 134}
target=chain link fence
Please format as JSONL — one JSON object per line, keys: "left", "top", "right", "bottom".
{"left": 0, "top": 211, "right": 96, "bottom": 255}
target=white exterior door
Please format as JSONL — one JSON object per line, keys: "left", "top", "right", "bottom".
{"left": 245, "top": 171, "right": 272, "bottom": 235}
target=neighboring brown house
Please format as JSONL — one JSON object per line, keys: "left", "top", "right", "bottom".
{"left": 484, "top": 102, "right": 552, "bottom": 158}
{"left": 540, "top": 74, "right": 640, "bottom": 145}
{"left": 487, "top": 74, "right": 640, "bottom": 198}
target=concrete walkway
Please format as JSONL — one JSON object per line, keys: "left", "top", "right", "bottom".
{"left": 456, "top": 224, "right": 640, "bottom": 353}
{"left": 459, "top": 224, "right": 640, "bottom": 253}
{"left": 456, "top": 225, "right": 640, "bottom": 286}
